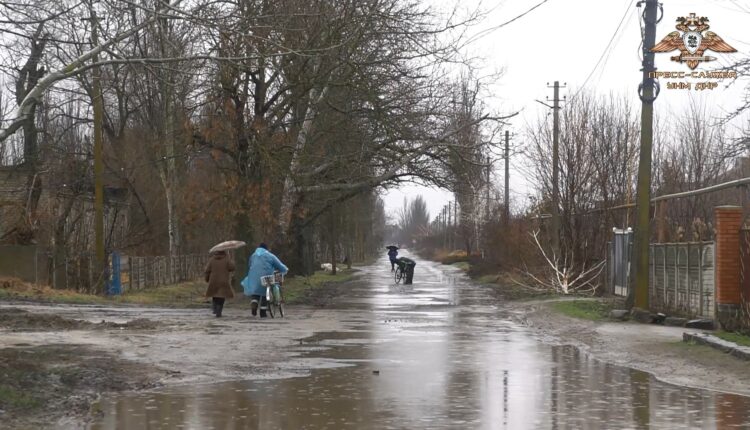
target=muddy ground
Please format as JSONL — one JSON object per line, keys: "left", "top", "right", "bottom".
{"left": 1, "top": 275, "right": 749, "bottom": 428}
{"left": 0, "top": 299, "right": 359, "bottom": 429}
{"left": 511, "top": 298, "right": 750, "bottom": 397}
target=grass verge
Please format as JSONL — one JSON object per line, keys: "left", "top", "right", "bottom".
{"left": 550, "top": 300, "right": 612, "bottom": 321}
{"left": 451, "top": 261, "right": 470, "bottom": 272}
{"left": 1, "top": 269, "right": 359, "bottom": 308}
{"left": 282, "top": 269, "right": 357, "bottom": 305}
{"left": 714, "top": 331, "right": 750, "bottom": 347}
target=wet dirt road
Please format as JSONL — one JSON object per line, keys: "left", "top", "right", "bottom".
{"left": 88, "top": 255, "right": 750, "bottom": 429}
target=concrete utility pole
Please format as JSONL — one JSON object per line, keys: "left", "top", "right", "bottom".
{"left": 540, "top": 82, "right": 565, "bottom": 255}
{"left": 549, "top": 81, "right": 565, "bottom": 256}
{"left": 504, "top": 131, "right": 510, "bottom": 226}
{"left": 629, "top": 0, "right": 661, "bottom": 309}
{"left": 91, "top": 5, "right": 105, "bottom": 292}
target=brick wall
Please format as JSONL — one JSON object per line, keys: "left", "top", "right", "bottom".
{"left": 715, "top": 206, "right": 743, "bottom": 306}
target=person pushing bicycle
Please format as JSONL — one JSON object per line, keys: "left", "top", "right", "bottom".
{"left": 387, "top": 246, "right": 399, "bottom": 271}
{"left": 241, "top": 243, "right": 288, "bottom": 318}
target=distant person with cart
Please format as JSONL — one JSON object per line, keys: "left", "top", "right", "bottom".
{"left": 396, "top": 256, "right": 416, "bottom": 284}
{"left": 204, "top": 250, "right": 236, "bottom": 318}
{"left": 387, "top": 246, "right": 399, "bottom": 271}
{"left": 241, "top": 243, "right": 288, "bottom": 318}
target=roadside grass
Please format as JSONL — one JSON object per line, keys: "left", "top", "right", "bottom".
{"left": 0, "top": 279, "right": 110, "bottom": 305}
{"left": 714, "top": 331, "right": 750, "bottom": 347}
{"left": 451, "top": 261, "right": 470, "bottom": 272}
{"left": 115, "top": 281, "right": 207, "bottom": 307}
{"left": 0, "top": 385, "right": 40, "bottom": 410}
{"left": 1, "top": 269, "right": 358, "bottom": 308}
{"left": 551, "top": 300, "right": 612, "bottom": 321}
{"left": 282, "top": 269, "right": 356, "bottom": 305}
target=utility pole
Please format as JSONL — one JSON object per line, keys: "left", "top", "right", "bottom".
{"left": 453, "top": 200, "right": 458, "bottom": 252}
{"left": 504, "top": 131, "right": 510, "bottom": 226}
{"left": 629, "top": 0, "right": 661, "bottom": 309}
{"left": 485, "top": 156, "right": 491, "bottom": 222}
{"left": 443, "top": 206, "right": 447, "bottom": 249}
{"left": 447, "top": 202, "right": 452, "bottom": 251}
{"left": 90, "top": 4, "right": 105, "bottom": 293}
{"left": 547, "top": 81, "right": 565, "bottom": 256}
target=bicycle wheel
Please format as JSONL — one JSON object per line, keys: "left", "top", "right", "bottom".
{"left": 394, "top": 267, "right": 404, "bottom": 284}
{"left": 276, "top": 302, "right": 284, "bottom": 318}
{"left": 265, "top": 288, "right": 275, "bottom": 318}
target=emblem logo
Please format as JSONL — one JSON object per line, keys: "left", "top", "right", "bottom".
{"left": 651, "top": 13, "right": 736, "bottom": 70}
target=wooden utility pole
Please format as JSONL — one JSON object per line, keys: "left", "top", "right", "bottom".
{"left": 629, "top": 0, "right": 660, "bottom": 309}
{"left": 548, "top": 81, "right": 565, "bottom": 256}
{"left": 504, "top": 131, "right": 510, "bottom": 226}
{"left": 91, "top": 5, "right": 105, "bottom": 292}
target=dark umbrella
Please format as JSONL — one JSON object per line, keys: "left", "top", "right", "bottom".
{"left": 385, "top": 245, "right": 399, "bottom": 250}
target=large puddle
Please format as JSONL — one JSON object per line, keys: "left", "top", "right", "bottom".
{"left": 88, "top": 259, "right": 750, "bottom": 429}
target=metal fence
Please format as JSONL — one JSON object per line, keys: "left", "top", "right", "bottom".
{"left": 649, "top": 242, "right": 715, "bottom": 318}
{"left": 121, "top": 254, "right": 206, "bottom": 291}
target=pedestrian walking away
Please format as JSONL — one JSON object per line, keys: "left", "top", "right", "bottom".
{"left": 241, "top": 243, "right": 289, "bottom": 318}
{"left": 387, "top": 246, "right": 399, "bottom": 272}
{"left": 204, "top": 250, "right": 236, "bottom": 317}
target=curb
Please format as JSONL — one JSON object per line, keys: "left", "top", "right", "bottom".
{"left": 683, "top": 332, "right": 750, "bottom": 361}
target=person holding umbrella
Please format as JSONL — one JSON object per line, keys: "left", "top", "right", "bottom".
{"left": 205, "top": 241, "right": 246, "bottom": 317}
{"left": 386, "top": 245, "right": 399, "bottom": 272}
{"left": 204, "top": 250, "right": 236, "bottom": 317}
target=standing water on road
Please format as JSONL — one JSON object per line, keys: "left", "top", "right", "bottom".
{"left": 89, "top": 256, "right": 750, "bottom": 429}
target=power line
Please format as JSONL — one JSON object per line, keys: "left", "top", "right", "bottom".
{"left": 465, "top": 0, "right": 553, "bottom": 45}
{"left": 567, "top": 0, "right": 636, "bottom": 105}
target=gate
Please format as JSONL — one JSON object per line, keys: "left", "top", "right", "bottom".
{"left": 608, "top": 228, "right": 633, "bottom": 297}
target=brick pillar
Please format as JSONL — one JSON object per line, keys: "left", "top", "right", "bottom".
{"left": 714, "top": 206, "right": 743, "bottom": 329}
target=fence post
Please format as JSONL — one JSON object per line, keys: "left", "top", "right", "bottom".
{"left": 714, "top": 206, "right": 743, "bottom": 329}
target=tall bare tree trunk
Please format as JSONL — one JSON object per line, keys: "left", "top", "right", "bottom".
{"left": 278, "top": 85, "right": 329, "bottom": 234}
{"left": 156, "top": 7, "right": 180, "bottom": 257}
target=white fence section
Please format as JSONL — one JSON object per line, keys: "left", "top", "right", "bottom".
{"left": 649, "top": 242, "right": 715, "bottom": 318}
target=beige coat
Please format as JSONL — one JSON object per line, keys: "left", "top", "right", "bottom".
{"left": 204, "top": 253, "right": 236, "bottom": 299}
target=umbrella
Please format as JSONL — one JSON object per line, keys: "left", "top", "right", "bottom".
{"left": 385, "top": 245, "right": 399, "bottom": 250}
{"left": 209, "top": 240, "right": 247, "bottom": 254}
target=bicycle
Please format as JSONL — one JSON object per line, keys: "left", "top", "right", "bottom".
{"left": 260, "top": 272, "right": 285, "bottom": 318}
{"left": 394, "top": 263, "right": 405, "bottom": 284}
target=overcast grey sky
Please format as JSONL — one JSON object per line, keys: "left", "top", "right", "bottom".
{"left": 383, "top": 0, "right": 750, "bottom": 223}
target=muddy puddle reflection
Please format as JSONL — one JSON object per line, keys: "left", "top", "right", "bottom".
{"left": 89, "top": 258, "right": 750, "bottom": 429}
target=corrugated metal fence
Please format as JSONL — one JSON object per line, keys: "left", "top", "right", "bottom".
{"left": 649, "top": 242, "right": 715, "bottom": 318}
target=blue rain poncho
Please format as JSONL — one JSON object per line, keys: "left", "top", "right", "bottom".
{"left": 241, "top": 247, "right": 289, "bottom": 297}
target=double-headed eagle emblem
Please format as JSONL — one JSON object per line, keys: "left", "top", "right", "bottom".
{"left": 651, "top": 13, "right": 736, "bottom": 70}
